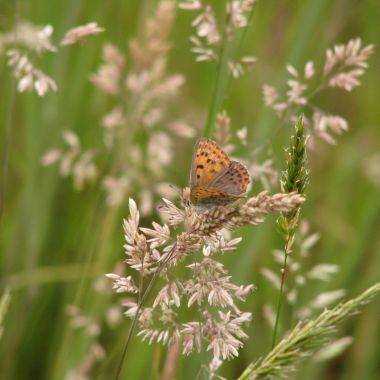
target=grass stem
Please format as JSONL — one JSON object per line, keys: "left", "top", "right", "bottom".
{"left": 272, "top": 237, "right": 291, "bottom": 348}
{"left": 204, "top": 13, "right": 231, "bottom": 138}
{"left": 0, "top": 0, "right": 19, "bottom": 225}
{"left": 113, "top": 244, "right": 177, "bottom": 380}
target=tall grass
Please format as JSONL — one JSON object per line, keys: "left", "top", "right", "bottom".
{"left": 1, "top": 1, "right": 380, "bottom": 380}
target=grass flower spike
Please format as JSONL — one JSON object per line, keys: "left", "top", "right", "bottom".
{"left": 107, "top": 188, "right": 304, "bottom": 376}
{"left": 272, "top": 116, "right": 308, "bottom": 347}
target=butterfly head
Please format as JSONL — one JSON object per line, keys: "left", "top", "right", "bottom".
{"left": 181, "top": 187, "right": 192, "bottom": 208}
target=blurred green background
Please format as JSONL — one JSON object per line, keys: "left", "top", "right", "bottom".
{"left": 1, "top": 0, "right": 380, "bottom": 379}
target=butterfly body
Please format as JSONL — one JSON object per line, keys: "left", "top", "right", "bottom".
{"left": 189, "top": 137, "right": 250, "bottom": 211}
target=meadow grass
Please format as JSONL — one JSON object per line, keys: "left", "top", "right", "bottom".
{"left": 1, "top": 1, "right": 380, "bottom": 380}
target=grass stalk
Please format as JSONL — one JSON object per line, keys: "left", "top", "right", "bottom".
{"left": 238, "top": 282, "right": 380, "bottom": 380}
{"left": 113, "top": 244, "right": 177, "bottom": 380}
{"left": 0, "top": 0, "right": 19, "bottom": 225}
{"left": 271, "top": 238, "right": 291, "bottom": 348}
{"left": 204, "top": 2, "right": 256, "bottom": 138}
{"left": 0, "top": 289, "right": 11, "bottom": 340}
{"left": 204, "top": 12, "right": 231, "bottom": 138}
{"left": 272, "top": 117, "right": 308, "bottom": 347}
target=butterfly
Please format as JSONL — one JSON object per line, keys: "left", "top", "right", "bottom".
{"left": 189, "top": 137, "right": 251, "bottom": 211}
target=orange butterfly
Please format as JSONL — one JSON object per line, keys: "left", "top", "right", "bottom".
{"left": 189, "top": 137, "right": 251, "bottom": 210}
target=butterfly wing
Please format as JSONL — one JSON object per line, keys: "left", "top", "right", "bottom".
{"left": 209, "top": 161, "right": 250, "bottom": 195}
{"left": 189, "top": 137, "right": 250, "bottom": 210}
{"left": 190, "top": 138, "right": 231, "bottom": 188}
{"left": 190, "top": 186, "right": 238, "bottom": 209}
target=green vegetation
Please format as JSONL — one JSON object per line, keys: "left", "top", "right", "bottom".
{"left": 1, "top": 1, "right": 380, "bottom": 379}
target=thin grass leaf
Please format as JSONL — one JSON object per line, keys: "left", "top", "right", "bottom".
{"left": 238, "top": 282, "right": 380, "bottom": 380}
